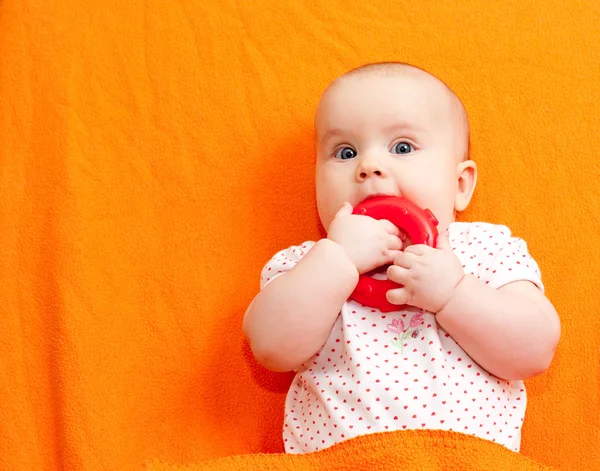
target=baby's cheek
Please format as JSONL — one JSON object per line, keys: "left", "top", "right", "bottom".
{"left": 317, "top": 197, "right": 339, "bottom": 230}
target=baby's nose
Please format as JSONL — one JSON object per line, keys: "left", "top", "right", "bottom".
{"left": 360, "top": 169, "right": 382, "bottom": 179}
{"left": 357, "top": 159, "right": 385, "bottom": 180}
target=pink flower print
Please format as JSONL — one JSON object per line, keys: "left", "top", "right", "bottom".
{"left": 387, "top": 318, "right": 405, "bottom": 334}
{"left": 386, "top": 312, "right": 427, "bottom": 353}
{"left": 410, "top": 312, "right": 425, "bottom": 328}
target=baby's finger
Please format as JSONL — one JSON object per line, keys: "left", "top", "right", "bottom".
{"left": 385, "top": 249, "right": 403, "bottom": 265}
{"left": 379, "top": 219, "right": 400, "bottom": 236}
{"left": 393, "top": 250, "right": 417, "bottom": 268}
{"left": 386, "top": 287, "right": 410, "bottom": 306}
{"left": 387, "top": 235, "right": 403, "bottom": 251}
{"left": 387, "top": 265, "right": 409, "bottom": 284}
{"left": 404, "top": 244, "right": 431, "bottom": 256}
{"left": 333, "top": 202, "right": 354, "bottom": 219}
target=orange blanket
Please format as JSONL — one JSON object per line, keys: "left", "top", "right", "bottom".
{"left": 145, "top": 430, "right": 556, "bottom": 471}
{"left": 0, "top": 1, "right": 598, "bottom": 470}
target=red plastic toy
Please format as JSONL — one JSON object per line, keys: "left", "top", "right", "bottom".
{"left": 349, "top": 196, "right": 439, "bottom": 312}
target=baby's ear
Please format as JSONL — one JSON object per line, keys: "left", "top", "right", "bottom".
{"left": 455, "top": 159, "right": 477, "bottom": 211}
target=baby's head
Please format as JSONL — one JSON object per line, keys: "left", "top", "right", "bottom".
{"left": 315, "top": 62, "right": 477, "bottom": 233}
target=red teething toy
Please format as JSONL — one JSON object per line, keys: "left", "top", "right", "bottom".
{"left": 349, "top": 196, "right": 439, "bottom": 312}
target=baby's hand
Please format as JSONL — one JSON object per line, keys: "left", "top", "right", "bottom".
{"left": 327, "top": 202, "right": 403, "bottom": 275}
{"left": 386, "top": 232, "right": 465, "bottom": 313}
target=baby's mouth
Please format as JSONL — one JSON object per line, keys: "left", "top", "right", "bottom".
{"left": 359, "top": 193, "right": 396, "bottom": 204}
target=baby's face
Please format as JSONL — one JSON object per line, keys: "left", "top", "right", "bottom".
{"left": 315, "top": 72, "right": 469, "bottom": 233}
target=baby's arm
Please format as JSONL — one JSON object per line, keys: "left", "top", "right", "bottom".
{"left": 386, "top": 226, "right": 560, "bottom": 381}
{"left": 244, "top": 202, "right": 402, "bottom": 373}
{"left": 436, "top": 277, "right": 560, "bottom": 380}
{"left": 243, "top": 239, "right": 358, "bottom": 372}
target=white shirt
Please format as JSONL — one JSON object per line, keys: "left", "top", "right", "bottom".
{"left": 259, "top": 222, "right": 544, "bottom": 454}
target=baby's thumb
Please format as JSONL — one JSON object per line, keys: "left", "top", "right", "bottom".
{"left": 334, "top": 202, "right": 354, "bottom": 219}
{"left": 435, "top": 231, "right": 452, "bottom": 251}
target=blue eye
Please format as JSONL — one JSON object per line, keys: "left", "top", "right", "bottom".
{"left": 335, "top": 147, "right": 357, "bottom": 160}
{"left": 392, "top": 142, "right": 413, "bottom": 154}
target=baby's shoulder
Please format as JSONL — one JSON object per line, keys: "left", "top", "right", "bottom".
{"left": 447, "top": 222, "right": 516, "bottom": 263}
{"left": 273, "top": 241, "right": 317, "bottom": 259}
{"left": 448, "top": 221, "right": 543, "bottom": 290}
{"left": 448, "top": 221, "right": 513, "bottom": 247}
{"left": 264, "top": 241, "right": 318, "bottom": 268}
{"left": 260, "top": 241, "right": 317, "bottom": 288}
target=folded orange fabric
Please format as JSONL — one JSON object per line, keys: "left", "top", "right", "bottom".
{"left": 144, "top": 430, "right": 556, "bottom": 471}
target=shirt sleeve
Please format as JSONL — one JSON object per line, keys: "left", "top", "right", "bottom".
{"left": 473, "top": 224, "right": 544, "bottom": 293}
{"left": 259, "top": 241, "right": 317, "bottom": 290}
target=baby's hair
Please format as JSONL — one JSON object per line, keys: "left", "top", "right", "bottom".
{"left": 336, "top": 62, "right": 470, "bottom": 161}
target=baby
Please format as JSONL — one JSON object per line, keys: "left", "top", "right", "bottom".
{"left": 243, "top": 62, "right": 560, "bottom": 454}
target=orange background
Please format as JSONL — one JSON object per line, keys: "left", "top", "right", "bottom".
{"left": 1, "top": 1, "right": 598, "bottom": 470}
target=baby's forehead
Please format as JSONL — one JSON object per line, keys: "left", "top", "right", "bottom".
{"left": 317, "top": 72, "right": 457, "bottom": 128}
{"left": 315, "top": 66, "right": 469, "bottom": 155}
{"left": 331, "top": 71, "right": 451, "bottom": 105}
